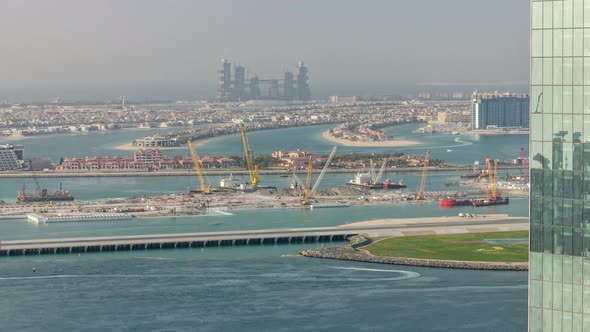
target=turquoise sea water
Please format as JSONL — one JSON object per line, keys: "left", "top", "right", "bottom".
{"left": 0, "top": 123, "right": 528, "bottom": 167}
{"left": 0, "top": 124, "right": 529, "bottom": 330}
{"left": 0, "top": 169, "right": 521, "bottom": 204}
{"left": 0, "top": 247, "right": 527, "bottom": 331}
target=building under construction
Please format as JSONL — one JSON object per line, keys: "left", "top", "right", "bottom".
{"left": 217, "top": 59, "right": 311, "bottom": 102}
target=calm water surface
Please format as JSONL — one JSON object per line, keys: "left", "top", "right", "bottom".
{"left": 0, "top": 123, "right": 528, "bottom": 166}
{"left": 0, "top": 247, "right": 527, "bottom": 331}
{"left": 0, "top": 124, "right": 529, "bottom": 331}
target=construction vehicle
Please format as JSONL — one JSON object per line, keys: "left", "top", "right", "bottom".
{"left": 415, "top": 150, "right": 430, "bottom": 200}
{"left": 240, "top": 124, "right": 260, "bottom": 188}
{"left": 187, "top": 140, "right": 213, "bottom": 194}
{"left": 301, "top": 146, "right": 337, "bottom": 205}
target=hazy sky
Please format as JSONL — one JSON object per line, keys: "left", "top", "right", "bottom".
{"left": 0, "top": 0, "right": 529, "bottom": 101}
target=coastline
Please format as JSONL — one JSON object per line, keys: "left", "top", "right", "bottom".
{"left": 461, "top": 130, "right": 529, "bottom": 136}
{"left": 321, "top": 131, "right": 422, "bottom": 147}
{"left": 301, "top": 247, "right": 528, "bottom": 271}
{"left": 0, "top": 165, "right": 525, "bottom": 178}
{"left": 115, "top": 136, "right": 217, "bottom": 151}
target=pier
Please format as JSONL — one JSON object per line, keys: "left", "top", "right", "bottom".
{"left": 0, "top": 215, "right": 528, "bottom": 256}
{"left": 27, "top": 213, "right": 133, "bottom": 223}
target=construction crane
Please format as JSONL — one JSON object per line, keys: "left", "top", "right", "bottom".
{"left": 369, "top": 159, "right": 376, "bottom": 182}
{"left": 373, "top": 161, "right": 387, "bottom": 184}
{"left": 310, "top": 146, "right": 337, "bottom": 196}
{"left": 302, "top": 158, "right": 314, "bottom": 205}
{"left": 240, "top": 124, "right": 260, "bottom": 188}
{"left": 291, "top": 171, "right": 304, "bottom": 191}
{"left": 302, "top": 146, "right": 337, "bottom": 205}
{"left": 187, "top": 140, "right": 212, "bottom": 194}
{"left": 491, "top": 159, "right": 499, "bottom": 199}
{"left": 415, "top": 150, "right": 430, "bottom": 200}
{"left": 484, "top": 155, "right": 500, "bottom": 200}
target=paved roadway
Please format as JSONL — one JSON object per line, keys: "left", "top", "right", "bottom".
{"left": 0, "top": 216, "right": 528, "bottom": 253}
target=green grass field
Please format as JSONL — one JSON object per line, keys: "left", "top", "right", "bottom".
{"left": 365, "top": 231, "right": 528, "bottom": 263}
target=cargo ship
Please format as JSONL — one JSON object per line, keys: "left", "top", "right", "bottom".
{"left": 440, "top": 195, "right": 509, "bottom": 207}
{"left": 218, "top": 175, "right": 246, "bottom": 191}
{"left": 472, "top": 196, "right": 510, "bottom": 206}
{"left": 346, "top": 172, "right": 406, "bottom": 189}
{"left": 382, "top": 178, "right": 407, "bottom": 189}
{"left": 17, "top": 183, "right": 74, "bottom": 203}
{"left": 439, "top": 198, "right": 473, "bottom": 207}
{"left": 460, "top": 171, "right": 480, "bottom": 179}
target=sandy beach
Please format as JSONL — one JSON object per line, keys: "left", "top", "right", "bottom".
{"left": 321, "top": 131, "right": 422, "bottom": 147}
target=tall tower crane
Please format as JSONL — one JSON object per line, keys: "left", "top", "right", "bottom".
{"left": 187, "top": 140, "right": 212, "bottom": 194}
{"left": 415, "top": 150, "right": 430, "bottom": 200}
{"left": 240, "top": 124, "right": 260, "bottom": 188}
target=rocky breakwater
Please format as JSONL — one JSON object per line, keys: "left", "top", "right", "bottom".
{"left": 301, "top": 247, "right": 528, "bottom": 271}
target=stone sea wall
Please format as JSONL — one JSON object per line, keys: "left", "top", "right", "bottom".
{"left": 301, "top": 247, "right": 528, "bottom": 271}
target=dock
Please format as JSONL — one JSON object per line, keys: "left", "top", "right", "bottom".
{"left": 0, "top": 215, "right": 528, "bottom": 256}
{"left": 26, "top": 213, "right": 133, "bottom": 223}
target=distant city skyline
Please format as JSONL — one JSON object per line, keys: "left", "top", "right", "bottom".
{"left": 0, "top": 0, "right": 529, "bottom": 102}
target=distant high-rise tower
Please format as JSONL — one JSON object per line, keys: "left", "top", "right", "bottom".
{"left": 283, "top": 71, "right": 295, "bottom": 101}
{"left": 121, "top": 96, "right": 126, "bottom": 109}
{"left": 216, "top": 58, "right": 310, "bottom": 101}
{"left": 249, "top": 76, "right": 260, "bottom": 99}
{"left": 217, "top": 59, "right": 232, "bottom": 101}
{"left": 233, "top": 65, "right": 246, "bottom": 100}
{"left": 296, "top": 61, "right": 311, "bottom": 101}
{"left": 470, "top": 92, "right": 529, "bottom": 129}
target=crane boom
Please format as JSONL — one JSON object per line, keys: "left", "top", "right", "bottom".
{"left": 485, "top": 155, "right": 492, "bottom": 179}
{"left": 187, "top": 140, "right": 212, "bottom": 194}
{"left": 240, "top": 124, "right": 259, "bottom": 188}
{"left": 291, "top": 172, "right": 304, "bottom": 190}
{"left": 302, "top": 158, "right": 314, "bottom": 205}
{"left": 416, "top": 150, "right": 430, "bottom": 200}
{"left": 375, "top": 161, "right": 387, "bottom": 183}
{"left": 311, "top": 146, "right": 337, "bottom": 195}
{"left": 492, "top": 159, "right": 498, "bottom": 199}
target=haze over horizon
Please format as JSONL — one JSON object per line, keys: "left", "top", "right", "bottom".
{"left": 0, "top": 0, "right": 529, "bottom": 102}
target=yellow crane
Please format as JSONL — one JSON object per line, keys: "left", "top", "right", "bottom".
{"left": 415, "top": 150, "right": 430, "bottom": 200}
{"left": 240, "top": 124, "right": 260, "bottom": 188}
{"left": 491, "top": 159, "right": 499, "bottom": 199}
{"left": 486, "top": 156, "right": 495, "bottom": 197}
{"left": 187, "top": 139, "right": 212, "bottom": 194}
{"left": 302, "top": 158, "right": 314, "bottom": 205}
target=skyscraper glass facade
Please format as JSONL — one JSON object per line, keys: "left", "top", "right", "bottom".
{"left": 530, "top": 1, "right": 590, "bottom": 330}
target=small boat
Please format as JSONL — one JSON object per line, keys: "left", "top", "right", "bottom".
{"left": 447, "top": 149, "right": 453, "bottom": 152}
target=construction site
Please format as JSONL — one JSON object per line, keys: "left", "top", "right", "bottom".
{"left": 0, "top": 125, "right": 529, "bottom": 220}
